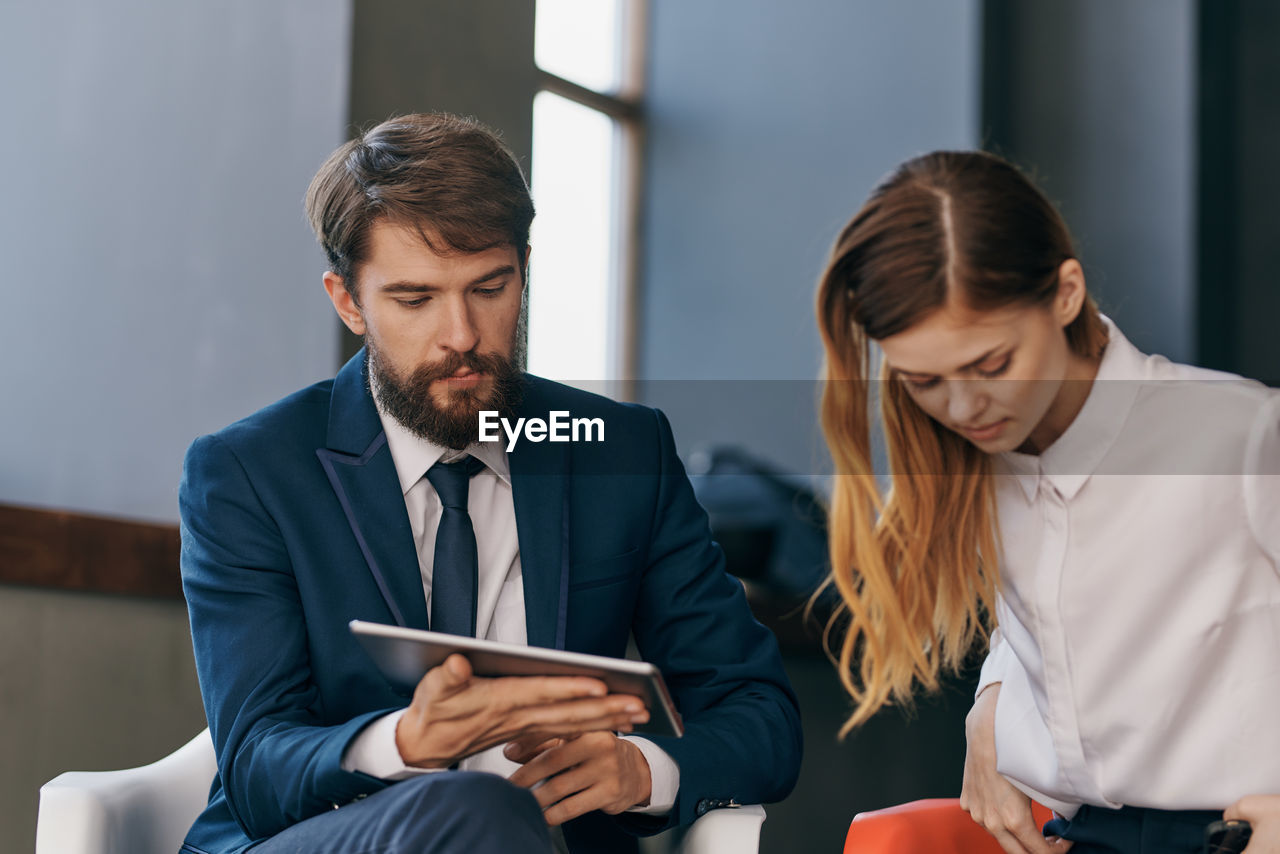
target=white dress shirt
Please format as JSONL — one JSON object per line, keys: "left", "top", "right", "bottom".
{"left": 977, "top": 318, "right": 1280, "bottom": 817}
{"left": 340, "top": 400, "right": 680, "bottom": 815}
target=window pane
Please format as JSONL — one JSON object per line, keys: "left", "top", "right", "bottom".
{"left": 535, "top": 0, "right": 622, "bottom": 93}
{"left": 528, "top": 90, "right": 617, "bottom": 385}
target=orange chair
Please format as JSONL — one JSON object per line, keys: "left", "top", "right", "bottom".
{"left": 844, "top": 798, "right": 1055, "bottom": 853}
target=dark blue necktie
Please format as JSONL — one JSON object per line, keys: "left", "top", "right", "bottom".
{"left": 425, "top": 455, "right": 485, "bottom": 637}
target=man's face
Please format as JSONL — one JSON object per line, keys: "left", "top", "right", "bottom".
{"left": 324, "top": 220, "right": 526, "bottom": 448}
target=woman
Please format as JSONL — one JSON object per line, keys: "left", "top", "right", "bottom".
{"left": 816, "top": 150, "right": 1279, "bottom": 854}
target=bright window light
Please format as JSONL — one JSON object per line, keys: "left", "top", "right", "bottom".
{"left": 528, "top": 90, "right": 618, "bottom": 385}
{"left": 535, "top": 0, "right": 623, "bottom": 93}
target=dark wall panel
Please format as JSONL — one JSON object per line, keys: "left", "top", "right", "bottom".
{"left": 339, "top": 0, "right": 539, "bottom": 362}
{"left": 981, "top": 0, "right": 1198, "bottom": 364}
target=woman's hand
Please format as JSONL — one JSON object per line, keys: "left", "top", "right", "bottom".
{"left": 1226, "top": 795, "right": 1280, "bottom": 854}
{"left": 961, "top": 683, "right": 1072, "bottom": 854}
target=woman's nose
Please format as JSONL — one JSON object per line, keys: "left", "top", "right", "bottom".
{"left": 947, "top": 379, "right": 989, "bottom": 425}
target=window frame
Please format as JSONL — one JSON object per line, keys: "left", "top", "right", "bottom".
{"left": 532, "top": 0, "right": 646, "bottom": 398}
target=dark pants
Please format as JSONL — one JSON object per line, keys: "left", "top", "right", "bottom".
{"left": 247, "top": 771, "right": 556, "bottom": 854}
{"left": 1044, "top": 805, "right": 1223, "bottom": 854}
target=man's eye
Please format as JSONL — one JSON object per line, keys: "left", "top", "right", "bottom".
{"left": 476, "top": 285, "right": 506, "bottom": 298}
{"left": 396, "top": 297, "right": 429, "bottom": 308}
{"left": 977, "top": 356, "right": 1011, "bottom": 378}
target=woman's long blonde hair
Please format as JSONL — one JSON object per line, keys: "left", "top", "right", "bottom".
{"left": 816, "top": 152, "right": 1106, "bottom": 732}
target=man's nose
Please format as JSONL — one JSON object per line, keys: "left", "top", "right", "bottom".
{"left": 439, "top": 298, "right": 480, "bottom": 353}
{"left": 947, "top": 379, "right": 988, "bottom": 425}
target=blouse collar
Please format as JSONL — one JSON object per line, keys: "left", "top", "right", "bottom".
{"left": 999, "top": 316, "right": 1147, "bottom": 503}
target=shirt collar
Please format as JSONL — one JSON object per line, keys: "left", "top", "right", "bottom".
{"left": 999, "top": 315, "right": 1146, "bottom": 503}
{"left": 369, "top": 374, "right": 511, "bottom": 495}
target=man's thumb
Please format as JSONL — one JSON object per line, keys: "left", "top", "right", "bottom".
{"left": 442, "top": 653, "right": 473, "bottom": 687}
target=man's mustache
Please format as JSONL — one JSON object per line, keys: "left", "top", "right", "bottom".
{"left": 409, "top": 350, "right": 510, "bottom": 385}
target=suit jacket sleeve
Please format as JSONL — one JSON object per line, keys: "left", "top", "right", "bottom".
{"left": 180, "top": 433, "right": 391, "bottom": 840}
{"left": 619, "top": 408, "right": 803, "bottom": 832}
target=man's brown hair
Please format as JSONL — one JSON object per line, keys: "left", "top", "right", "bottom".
{"left": 304, "top": 113, "right": 534, "bottom": 302}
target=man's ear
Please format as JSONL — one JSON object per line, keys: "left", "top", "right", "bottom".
{"left": 323, "top": 272, "right": 366, "bottom": 336}
{"left": 521, "top": 244, "right": 532, "bottom": 290}
{"left": 1054, "top": 258, "right": 1087, "bottom": 328}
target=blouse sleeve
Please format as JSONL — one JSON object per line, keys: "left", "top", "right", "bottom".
{"left": 976, "top": 621, "right": 1014, "bottom": 699}
{"left": 1244, "top": 392, "right": 1280, "bottom": 571}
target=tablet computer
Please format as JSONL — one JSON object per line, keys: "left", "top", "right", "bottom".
{"left": 349, "top": 620, "right": 683, "bottom": 738}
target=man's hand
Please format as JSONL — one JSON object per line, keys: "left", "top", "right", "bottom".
{"left": 505, "top": 731, "right": 654, "bottom": 825}
{"left": 1226, "top": 794, "right": 1280, "bottom": 854}
{"left": 961, "top": 684, "right": 1071, "bottom": 854}
{"left": 395, "top": 654, "right": 648, "bottom": 769}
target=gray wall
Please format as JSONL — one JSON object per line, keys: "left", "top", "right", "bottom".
{"left": 0, "top": 0, "right": 352, "bottom": 524}
{"left": 349, "top": 0, "right": 536, "bottom": 164}
{"left": 984, "top": 0, "right": 1198, "bottom": 363}
{"left": 0, "top": 1, "right": 353, "bottom": 848}
{"left": 339, "top": 0, "right": 539, "bottom": 362}
{"left": 638, "top": 3, "right": 983, "bottom": 850}
{"left": 2, "top": 588, "right": 206, "bottom": 854}
{"left": 639, "top": 0, "right": 981, "bottom": 479}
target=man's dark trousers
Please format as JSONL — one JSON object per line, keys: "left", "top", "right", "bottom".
{"left": 247, "top": 773, "right": 554, "bottom": 853}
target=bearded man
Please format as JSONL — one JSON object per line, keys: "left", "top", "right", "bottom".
{"left": 177, "top": 113, "right": 801, "bottom": 854}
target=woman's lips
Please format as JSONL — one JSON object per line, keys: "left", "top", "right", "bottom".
{"left": 961, "top": 418, "right": 1010, "bottom": 442}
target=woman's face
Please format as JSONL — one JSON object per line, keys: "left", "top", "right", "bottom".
{"left": 876, "top": 260, "right": 1097, "bottom": 456}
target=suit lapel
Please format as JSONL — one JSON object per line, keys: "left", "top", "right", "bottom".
{"left": 315, "top": 350, "right": 429, "bottom": 630}
{"left": 508, "top": 377, "right": 571, "bottom": 650}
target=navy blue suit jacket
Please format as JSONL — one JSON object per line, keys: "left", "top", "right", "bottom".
{"left": 178, "top": 351, "right": 802, "bottom": 854}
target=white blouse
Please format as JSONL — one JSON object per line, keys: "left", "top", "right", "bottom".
{"left": 978, "top": 319, "right": 1280, "bottom": 817}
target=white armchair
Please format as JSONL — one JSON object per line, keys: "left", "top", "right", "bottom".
{"left": 36, "top": 730, "right": 217, "bottom": 854}
{"left": 36, "top": 729, "right": 765, "bottom": 854}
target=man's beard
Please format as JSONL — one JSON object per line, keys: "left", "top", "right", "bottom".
{"left": 368, "top": 343, "right": 523, "bottom": 451}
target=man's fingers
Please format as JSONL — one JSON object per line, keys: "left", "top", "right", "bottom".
{"left": 507, "top": 732, "right": 645, "bottom": 825}
{"left": 421, "top": 654, "right": 473, "bottom": 698}
{"left": 542, "top": 788, "right": 599, "bottom": 826}
{"left": 402, "top": 672, "right": 644, "bottom": 771}
{"left": 508, "top": 731, "right": 620, "bottom": 789}
{"left": 490, "top": 675, "right": 612, "bottom": 707}
{"left": 508, "top": 737, "right": 587, "bottom": 789}
{"left": 504, "top": 736, "right": 564, "bottom": 765}
{"left": 444, "top": 653, "right": 472, "bottom": 681}
{"left": 528, "top": 762, "right": 594, "bottom": 810}
{"left": 513, "top": 695, "right": 647, "bottom": 734}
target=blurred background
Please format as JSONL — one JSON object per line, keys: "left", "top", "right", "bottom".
{"left": 1, "top": 1, "right": 1276, "bottom": 851}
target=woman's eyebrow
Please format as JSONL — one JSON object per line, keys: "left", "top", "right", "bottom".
{"left": 957, "top": 346, "right": 1008, "bottom": 370}
{"left": 891, "top": 345, "right": 1008, "bottom": 378}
